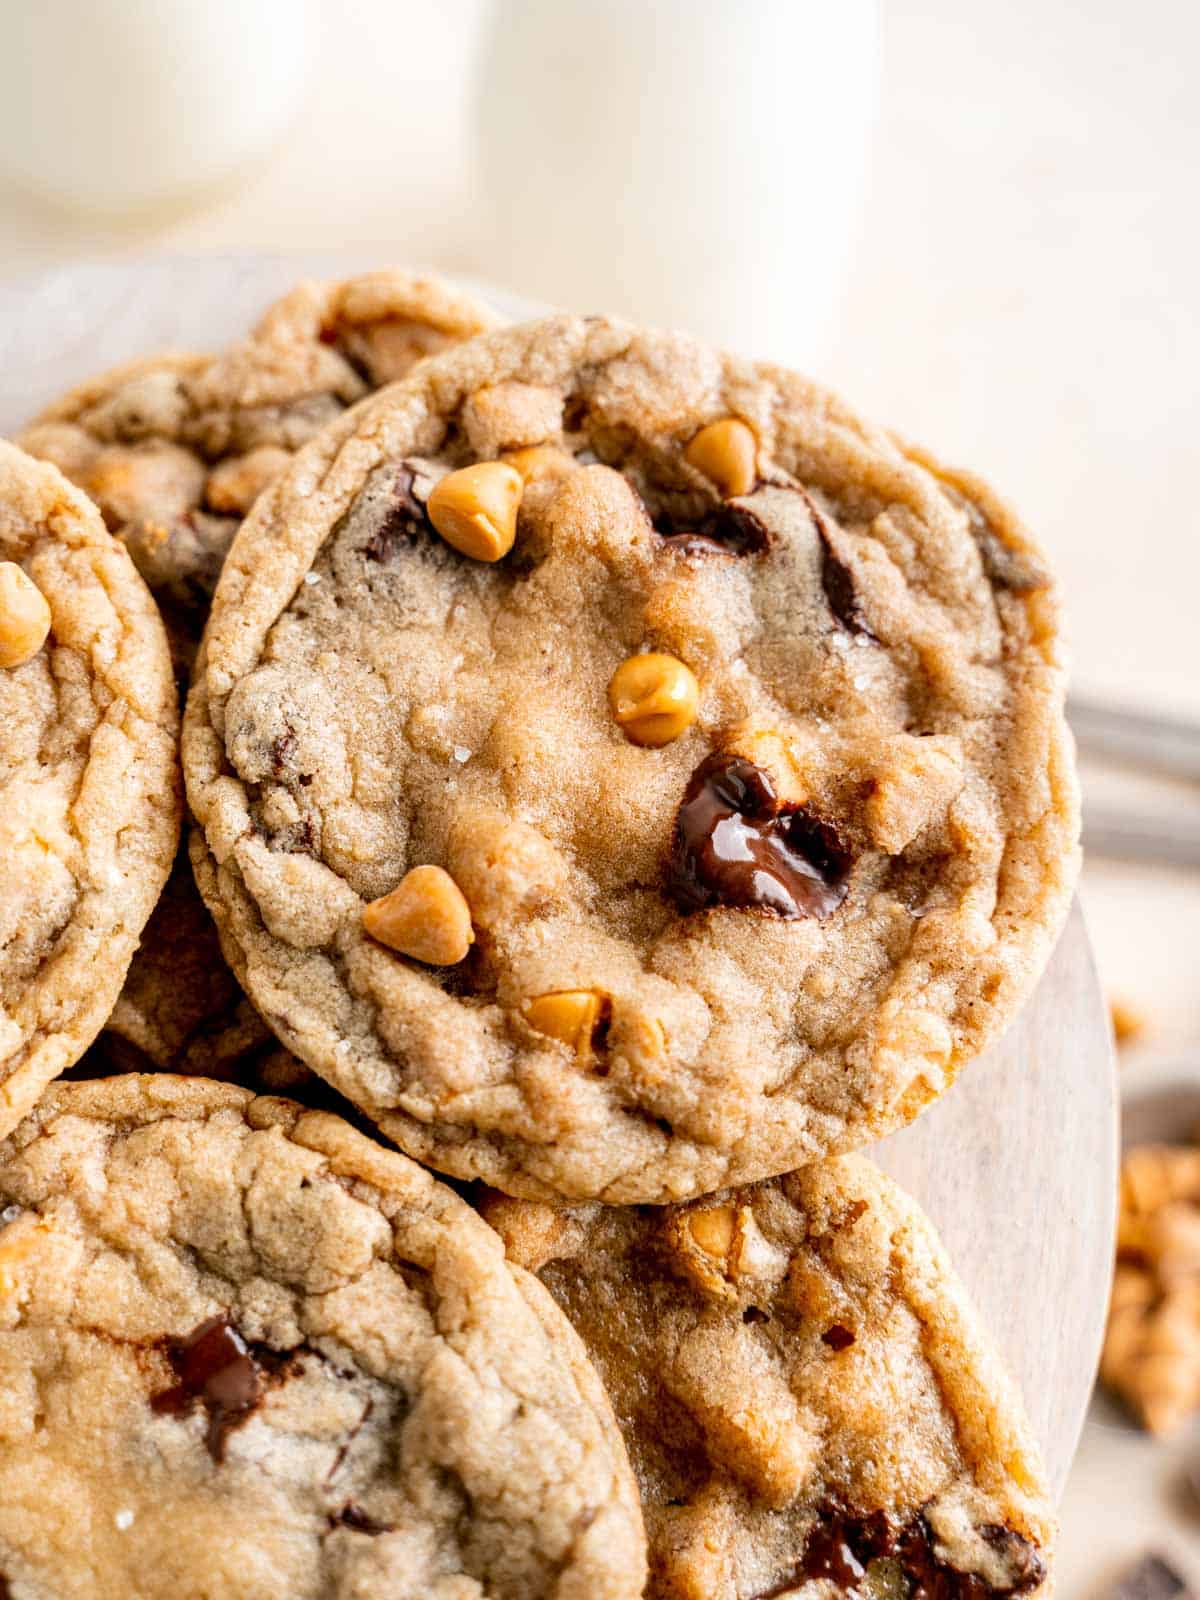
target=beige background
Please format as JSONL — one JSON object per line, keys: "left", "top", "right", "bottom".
{"left": 2, "top": 0, "right": 1199, "bottom": 1585}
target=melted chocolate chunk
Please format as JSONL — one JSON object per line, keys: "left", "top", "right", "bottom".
{"left": 821, "top": 1323, "right": 856, "bottom": 1351}
{"left": 799, "top": 1523, "right": 868, "bottom": 1589}
{"left": 152, "top": 1317, "right": 282, "bottom": 1462}
{"left": 754, "top": 1508, "right": 1047, "bottom": 1600}
{"left": 333, "top": 1502, "right": 394, "bottom": 1536}
{"left": 820, "top": 530, "right": 875, "bottom": 638}
{"left": 362, "top": 465, "right": 430, "bottom": 562}
{"left": 956, "top": 497, "right": 1049, "bottom": 596}
{"left": 668, "top": 755, "right": 852, "bottom": 919}
{"left": 655, "top": 502, "right": 771, "bottom": 557}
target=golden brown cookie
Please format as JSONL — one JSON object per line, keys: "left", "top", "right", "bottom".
{"left": 483, "top": 1156, "right": 1055, "bottom": 1600}
{"left": 0, "top": 1075, "right": 646, "bottom": 1598}
{"left": 183, "top": 314, "right": 1079, "bottom": 1202}
{"left": 20, "top": 271, "right": 501, "bottom": 1084}
{"left": 0, "top": 442, "right": 178, "bottom": 1135}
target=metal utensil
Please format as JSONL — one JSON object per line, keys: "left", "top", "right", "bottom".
{"left": 1068, "top": 696, "right": 1200, "bottom": 866}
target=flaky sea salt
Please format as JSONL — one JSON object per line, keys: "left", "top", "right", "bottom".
{"left": 115, "top": 1510, "right": 134, "bottom": 1531}
{"left": 452, "top": 746, "right": 472, "bottom": 765}
{"left": 303, "top": 572, "right": 321, "bottom": 586}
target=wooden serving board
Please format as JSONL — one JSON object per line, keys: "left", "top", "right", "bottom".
{"left": 0, "top": 254, "right": 1118, "bottom": 1496}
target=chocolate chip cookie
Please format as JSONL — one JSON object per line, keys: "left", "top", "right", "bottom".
{"left": 20, "top": 271, "right": 501, "bottom": 670}
{"left": 20, "top": 271, "right": 500, "bottom": 1081}
{"left": 482, "top": 1156, "right": 1055, "bottom": 1600}
{"left": 183, "top": 315, "right": 1079, "bottom": 1202}
{"left": 0, "top": 442, "right": 178, "bottom": 1136}
{"left": 0, "top": 1075, "right": 646, "bottom": 1598}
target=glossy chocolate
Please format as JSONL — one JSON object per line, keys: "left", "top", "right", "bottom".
{"left": 655, "top": 501, "right": 771, "bottom": 557}
{"left": 820, "top": 530, "right": 875, "bottom": 637}
{"left": 362, "top": 464, "right": 430, "bottom": 562}
{"left": 754, "top": 1508, "right": 1047, "bottom": 1600}
{"left": 152, "top": 1316, "right": 269, "bottom": 1462}
{"left": 668, "top": 755, "right": 851, "bottom": 919}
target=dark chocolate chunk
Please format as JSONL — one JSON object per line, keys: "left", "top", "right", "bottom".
{"left": 668, "top": 755, "right": 851, "bottom": 919}
{"left": 971, "top": 520, "right": 1049, "bottom": 596}
{"left": 753, "top": 1507, "right": 1046, "bottom": 1600}
{"left": 1101, "top": 1554, "right": 1194, "bottom": 1600}
{"left": 821, "top": 1323, "right": 856, "bottom": 1351}
{"left": 152, "top": 1317, "right": 281, "bottom": 1463}
{"left": 948, "top": 493, "right": 1049, "bottom": 596}
{"left": 798, "top": 1523, "right": 867, "bottom": 1589}
{"left": 655, "top": 502, "right": 771, "bottom": 557}
{"left": 333, "top": 1502, "right": 394, "bottom": 1536}
{"left": 362, "top": 465, "right": 431, "bottom": 562}
{"left": 820, "top": 530, "right": 876, "bottom": 638}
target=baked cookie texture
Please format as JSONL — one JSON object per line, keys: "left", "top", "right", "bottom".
{"left": 0, "top": 1076, "right": 646, "bottom": 1599}
{"left": 183, "top": 314, "right": 1080, "bottom": 1203}
{"left": 0, "top": 442, "right": 178, "bottom": 1136}
{"left": 482, "top": 1156, "right": 1055, "bottom": 1600}
{"left": 19, "top": 271, "right": 501, "bottom": 1080}
{"left": 19, "top": 271, "right": 503, "bottom": 670}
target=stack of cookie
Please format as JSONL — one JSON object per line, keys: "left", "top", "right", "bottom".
{"left": 0, "top": 272, "right": 1080, "bottom": 1598}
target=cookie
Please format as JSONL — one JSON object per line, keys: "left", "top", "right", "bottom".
{"left": 183, "top": 314, "right": 1079, "bottom": 1203}
{"left": 482, "top": 1156, "right": 1055, "bottom": 1600}
{"left": 20, "top": 271, "right": 501, "bottom": 1082}
{"left": 0, "top": 1075, "right": 646, "bottom": 1598}
{"left": 20, "top": 271, "right": 501, "bottom": 672}
{"left": 0, "top": 442, "right": 178, "bottom": 1136}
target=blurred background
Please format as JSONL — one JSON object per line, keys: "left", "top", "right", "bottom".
{"left": 2, "top": 0, "right": 1199, "bottom": 1586}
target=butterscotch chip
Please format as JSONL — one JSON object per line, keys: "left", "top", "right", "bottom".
{"left": 524, "top": 990, "right": 608, "bottom": 1063}
{"left": 0, "top": 442, "right": 178, "bottom": 1134}
{"left": 1103, "top": 1138, "right": 1200, "bottom": 1434}
{"left": 608, "top": 651, "right": 700, "bottom": 747}
{"left": 0, "top": 561, "right": 51, "bottom": 668}
{"left": 18, "top": 271, "right": 500, "bottom": 1087}
{"left": 363, "top": 865, "right": 474, "bottom": 965}
{"left": 427, "top": 461, "right": 523, "bottom": 562}
{"left": 689, "top": 1204, "right": 736, "bottom": 1258}
{"left": 684, "top": 417, "right": 758, "bottom": 498}
{"left": 183, "top": 314, "right": 1078, "bottom": 1203}
{"left": 482, "top": 1156, "right": 1055, "bottom": 1600}
{"left": 0, "top": 1077, "right": 646, "bottom": 1597}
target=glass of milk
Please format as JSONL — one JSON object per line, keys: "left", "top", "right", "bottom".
{"left": 473, "top": 0, "right": 881, "bottom": 370}
{"left": 0, "top": 0, "right": 316, "bottom": 216}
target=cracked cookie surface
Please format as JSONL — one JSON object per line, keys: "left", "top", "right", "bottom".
{"left": 482, "top": 1156, "right": 1055, "bottom": 1600}
{"left": 0, "top": 443, "right": 178, "bottom": 1135}
{"left": 19, "top": 271, "right": 501, "bottom": 669}
{"left": 19, "top": 271, "right": 500, "bottom": 1082}
{"left": 0, "top": 1075, "right": 645, "bottom": 1599}
{"left": 183, "top": 314, "right": 1079, "bottom": 1203}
